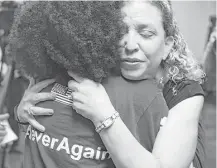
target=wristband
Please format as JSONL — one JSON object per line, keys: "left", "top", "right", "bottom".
{"left": 14, "top": 105, "right": 29, "bottom": 125}
{"left": 95, "top": 111, "right": 120, "bottom": 133}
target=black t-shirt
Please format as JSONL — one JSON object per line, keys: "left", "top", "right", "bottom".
{"left": 163, "top": 80, "right": 205, "bottom": 168}
{"left": 163, "top": 80, "right": 204, "bottom": 109}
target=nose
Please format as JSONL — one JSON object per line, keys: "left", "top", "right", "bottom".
{"left": 124, "top": 30, "right": 139, "bottom": 55}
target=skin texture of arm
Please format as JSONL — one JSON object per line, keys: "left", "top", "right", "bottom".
{"left": 152, "top": 95, "right": 204, "bottom": 168}
{"left": 96, "top": 96, "right": 204, "bottom": 168}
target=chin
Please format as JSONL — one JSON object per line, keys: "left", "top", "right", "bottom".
{"left": 121, "top": 69, "right": 148, "bottom": 81}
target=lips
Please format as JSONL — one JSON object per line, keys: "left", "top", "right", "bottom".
{"left": 121, "top": 58, "right": 145, "bottom": 63}
{"left": 121, "top": 58, "right": 145, "bottom": 70}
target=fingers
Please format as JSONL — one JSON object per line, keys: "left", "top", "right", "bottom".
{"left": 29, "top": 106, "right": 54, "bottom": 116}
{"left": 68, "top": 80, "right": 80, "bottom": 92}
{"left": 68, "top": 71, "right": 97, "bottom": 86}
{"left": 30, "top": 79, "right": 56, "bottom": 93}
{"left": 28, "top": 116, "right": 45, "bottom": 132}
{"left": 71, "top": 92, "right": 87, "bottom": 104}
{"left": 72, "top": 102, "right": 86, "bottom": 113}
{"left": 28, "top": 77, "right": 35, "bottom": 89}
{"left": 67, "top": 71, "right": 84, "bottom": 83}
{"left": 0, "top": 114, "right": 9, "bottom": 121}
{"left": 32, "top": 93, "right": 56, "bottom": 104}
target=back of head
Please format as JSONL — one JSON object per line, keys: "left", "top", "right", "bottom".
{"left": 7, "top": 1, "right": 124, "bottom": 82}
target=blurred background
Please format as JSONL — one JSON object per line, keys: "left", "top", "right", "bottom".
{"left": 0, "top": 1, "right": 216, "bottom": 168}
{"left": 172, "top": 1, "right": 216, "bottom": 168}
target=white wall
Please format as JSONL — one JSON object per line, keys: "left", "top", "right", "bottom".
{"left": 171, "top": 1, "right": 216, "bottom": 61}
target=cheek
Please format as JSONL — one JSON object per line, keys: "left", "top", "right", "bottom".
{"left": 139, "top": 37, "right": 165, "bottom": 61}
{"left": 139, "top": 37, "right": 164, "bottom": 54}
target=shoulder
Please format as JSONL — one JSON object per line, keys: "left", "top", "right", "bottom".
{"left": 167, "top": 94, "right": 204, "bottom": 122}
{"left": 163, "top": 80, "right": 204, "bottom": 110}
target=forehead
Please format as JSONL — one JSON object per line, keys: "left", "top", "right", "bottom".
{"left": 122, "top": 1, "right": 163, "bottom": 29}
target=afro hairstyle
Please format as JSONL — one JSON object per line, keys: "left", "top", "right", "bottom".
{"left": 7, "top": 1, "right": 124, "bottom": 82}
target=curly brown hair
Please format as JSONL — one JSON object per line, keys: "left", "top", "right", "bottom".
{"left": 150, "top": 0, "right": 205, "bottom": 84}
{"left": 7, "top": 1, "right": 124, "bottom": 82}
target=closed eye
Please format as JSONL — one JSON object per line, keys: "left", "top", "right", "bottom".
{"left": 139, "top": 30, "right": 156, "bottom": 39}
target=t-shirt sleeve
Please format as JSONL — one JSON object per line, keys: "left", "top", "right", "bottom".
{"left": 163, "top": 80, "right": 206, "bottom": 168}
{"left": 163, "top": 80, "right": 204, "bottom": 110}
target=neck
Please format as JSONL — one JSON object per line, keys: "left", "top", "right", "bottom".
{"left": 155, "top": 67, "right": 168, "bottom": 83}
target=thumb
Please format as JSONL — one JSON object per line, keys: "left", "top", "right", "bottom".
{"left": 67, "top": 71, "right": 84, "bottom": 83}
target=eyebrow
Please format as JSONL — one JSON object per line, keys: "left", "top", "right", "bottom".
{"left": 136, "top": 24, "right": 157, "bottom": 31}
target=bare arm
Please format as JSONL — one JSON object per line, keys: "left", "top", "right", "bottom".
{"left": 152, "top": 95, "right": 204, "bottom": 168}
{"left": 96, "top": 96, "right": 203, "bottom": 168}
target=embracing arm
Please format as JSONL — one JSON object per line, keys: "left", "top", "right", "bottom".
{"left": 67, "top": 72, "right": 204, "bottom": 168}
{"left": 15, "top": 79, "right": 56, "bottom": 132}
{"left": 98, "top": 96, "right": 204, "bottom": 168}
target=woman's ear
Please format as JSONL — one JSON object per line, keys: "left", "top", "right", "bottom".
{"left": 163, "top": 36, "right": 174, "bottom": 60}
